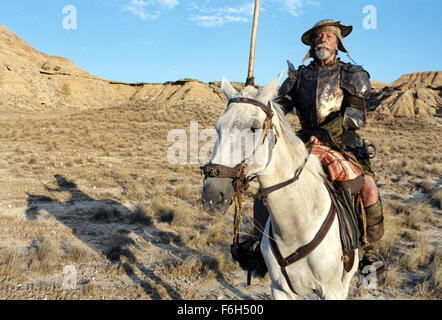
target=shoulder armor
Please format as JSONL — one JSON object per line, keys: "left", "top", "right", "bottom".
{"left": 277, "top": 77, "right": 295, "bottom": 98}
{"left": 277, "top": 60, "right": 300, "bottom": 97}
{"left": 340, "top": 63, "right": 371, "bottom": 99}
{"left": 274, "top": 61, "right": 301, "bottom": 114}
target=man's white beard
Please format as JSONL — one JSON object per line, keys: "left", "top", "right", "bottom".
{"left": 314, "top": 44, "right": 333, "bottom": 61}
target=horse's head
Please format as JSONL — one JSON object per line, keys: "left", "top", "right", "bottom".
{"left": 201, "top": 74, "right": 283, "bottom": 215}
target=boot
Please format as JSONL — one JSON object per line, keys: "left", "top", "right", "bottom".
{"left": 360, "top": 245, "right": 386, "bottom": 281}
{"left": 360, "top": 199, "right": 386, "bottom": 280}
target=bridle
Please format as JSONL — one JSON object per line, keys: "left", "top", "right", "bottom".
{"left": 200, "top": 97, "right": 311, "bottom": 243}
{"left": 200, "top": 97, "right": 278, "bottom": 195}
{"left": 200, "top": 96, "right": 310, "bottom": 200}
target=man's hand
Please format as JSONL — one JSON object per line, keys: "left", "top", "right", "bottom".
{"left": 309, "top": 135, "right": 322, "bottom": 145}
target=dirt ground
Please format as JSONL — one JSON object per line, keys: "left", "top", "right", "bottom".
{"left": 0, "top": 97, "right": 440, "bottom": 300}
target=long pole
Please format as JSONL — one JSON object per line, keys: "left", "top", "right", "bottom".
{"left": 245, "top": 0, "right": 261, "bottom": 87}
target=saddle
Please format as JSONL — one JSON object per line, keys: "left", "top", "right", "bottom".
{"left": 324, "top": 177, "right": 367, "bottom": 272}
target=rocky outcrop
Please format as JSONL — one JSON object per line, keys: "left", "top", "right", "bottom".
{"left": 0, "top": 24, "right": 239, "bottom": 112}
{"left": 392, "top": 71, "right": 442, "bottom": 87}
{"left": 369, "top": 72, "right": 442, "bottom": 117}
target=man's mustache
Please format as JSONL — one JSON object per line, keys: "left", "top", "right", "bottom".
{"left": 315, "top": 43, "right": 332, "bottom": 51}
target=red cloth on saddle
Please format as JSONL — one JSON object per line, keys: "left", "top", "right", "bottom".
{"left": 310, "top": 144, "right": 363, "bottom": 182}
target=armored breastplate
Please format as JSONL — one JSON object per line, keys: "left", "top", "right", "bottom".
{"left": 293, "top": 62, "right": 344, "bottom": 128}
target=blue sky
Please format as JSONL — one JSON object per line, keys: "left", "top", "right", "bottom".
{"left": 0, "top": 0, "right": 441, "bottom": 84}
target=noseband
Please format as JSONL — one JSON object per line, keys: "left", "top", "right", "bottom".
{"left": 200, "top": 97, "right": 277, "bottom": 193}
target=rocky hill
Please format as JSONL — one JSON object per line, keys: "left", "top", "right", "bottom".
{"left": 369, "top": 71, "right": 442, "bottom": 117}
{"left": 0, "top": 24, "right": 440, "bottom": 117}
{"left": 0, "top": 24, "right": 238, "bottom": 113}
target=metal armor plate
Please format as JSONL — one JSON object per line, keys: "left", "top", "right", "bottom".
{"left": 295, "top": 62, "right": 344, "bottom": 127}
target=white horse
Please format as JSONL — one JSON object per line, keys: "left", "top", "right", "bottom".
{"left": 201, "top": 74, "right": 358, "bottom": 299}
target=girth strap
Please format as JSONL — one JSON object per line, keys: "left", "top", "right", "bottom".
{"left": 268, "top": 202, "right": 336, "bottom": 294}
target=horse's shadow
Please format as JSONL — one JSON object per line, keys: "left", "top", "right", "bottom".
{"left": 25, "top": 174, "right": 250, "bottom": 299}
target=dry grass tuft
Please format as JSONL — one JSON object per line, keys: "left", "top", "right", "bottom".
{"left": 61, "top": 242, "right": 91, "bottom": 263}
{"left": 158, "top": 250, "right": 236, "bottom": 281}
{"left": 432, "top": 189, "right": 442, "bottom": 210}
{"left": 151, "top": 202, "right": 175, "bottom": 224}
{"left": 0, "top": 248, "right": 21, "bottom": 276}
{"left": 131, "top": 204, "right": 153, "bottom": 225}
{"left": 28, "top": 236, "right": 58, "bottom": 274}
{"left": 90, "top": 206, "right": 124, "bottom": 223}
{"left": 398, "top": 239, "right": 433, "bottom": 272}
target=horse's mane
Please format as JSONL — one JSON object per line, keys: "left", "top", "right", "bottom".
{"left": 230, "top": 85, "right": 324, "bottom": 180}
{"left": 271, "top": 101, "right": 325, "bottom": 180}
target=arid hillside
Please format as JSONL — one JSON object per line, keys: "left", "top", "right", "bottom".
{"left": 0, "top": 24, "right": 441, "bottom": 117}
{"left": 369, "top": 71, "right": 442, "bottom": 117}
{"left": 0, "top": 24, "right": 242, "bottom": 113}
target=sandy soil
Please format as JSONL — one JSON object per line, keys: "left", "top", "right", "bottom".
{"left": 0, "top": 98, "right": 440, "bottom": 300}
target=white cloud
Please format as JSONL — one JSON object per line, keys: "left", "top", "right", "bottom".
{"left": 189, "top": 1, "right": 255, "bottom": 27}
{"left": 154, "top": 0, "right": 179, "bottom": 9}
{"left": 274, "top": 0, "right": 304, "bottom": 16}
{"left": 189, "top": 15, "right": 249, "bottom": 28}
{"left": 188, "top": 0, "right": 320, "bottom": 27}
{"left": 122, "top": 0, "right": 178, "bottom": 20}
{"left": 273, "top": 0, "right": 320, "bottom": 16}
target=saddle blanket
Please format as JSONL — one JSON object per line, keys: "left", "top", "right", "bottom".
{"left": 311, "top": 144, "right": 362, "bottom": 182}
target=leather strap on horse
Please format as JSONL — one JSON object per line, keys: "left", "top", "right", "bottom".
{"left": 268, "top": 203, "right": 336, "bottom": 295}
{"left": 200, "top": 161, "right": 249, "bottom": 192}
{"left": 228, "top": 97, "right": 273, "bottom": 119}
{"left": 256, "top": 146, "right": 312, "bottom": 201}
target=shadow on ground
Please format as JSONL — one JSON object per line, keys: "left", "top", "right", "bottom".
{"left": 25, "top": 174, "right": 250, "bottom": 299}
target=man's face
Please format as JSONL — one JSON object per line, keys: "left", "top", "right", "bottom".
{"left": 313, "top": 31, "right": 338, "bottom": 61}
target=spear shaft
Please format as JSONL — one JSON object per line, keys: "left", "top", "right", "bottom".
{"left": 245, "top": 0, "right": 261, "bottom": 87}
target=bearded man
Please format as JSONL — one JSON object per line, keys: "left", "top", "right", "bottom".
{"left": 234, "top": 19, "right": 385, "bottom": 280}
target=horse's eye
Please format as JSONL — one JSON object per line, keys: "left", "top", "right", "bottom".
{"left": 251, "top": 127, "right": 258, "bottom": 133}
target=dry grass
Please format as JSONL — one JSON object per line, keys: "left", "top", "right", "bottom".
{"left": 0, "top": 248, "right": 21, "bottom": 276}
{"left": 0, "top": 100, "right": 440, "bottom": 300}
{"left": 28, "top": 236, "right": 58, "bottom": 274}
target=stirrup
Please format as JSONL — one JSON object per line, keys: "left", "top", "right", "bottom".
{"left": 359, "top": 246, "right": 386, "bottom": 280}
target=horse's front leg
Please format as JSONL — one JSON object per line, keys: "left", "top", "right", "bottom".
{"left": 260, "top": 220, "right": 299, "bottom": 300}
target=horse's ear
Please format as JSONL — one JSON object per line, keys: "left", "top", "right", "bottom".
{"left": 221, "top": 76, "right": 238, "bottom": 101}
{"left": 258, "top": 71, "right": 284, "bottom": 102}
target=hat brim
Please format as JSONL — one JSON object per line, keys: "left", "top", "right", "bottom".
{"left": 301, "top": 21, "right": 352, "bottom": 52}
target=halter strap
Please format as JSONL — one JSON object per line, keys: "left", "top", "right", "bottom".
{"left": 228, "top": 97, "right": 274, "bottom": 119}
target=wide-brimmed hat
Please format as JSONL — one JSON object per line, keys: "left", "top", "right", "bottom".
{"left": 301, "top": 19, "right": 353, "bottom": 62}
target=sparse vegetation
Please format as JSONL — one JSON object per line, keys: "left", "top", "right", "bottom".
{"left": 0, "top": 99, "right": 440, "bottom": 300}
